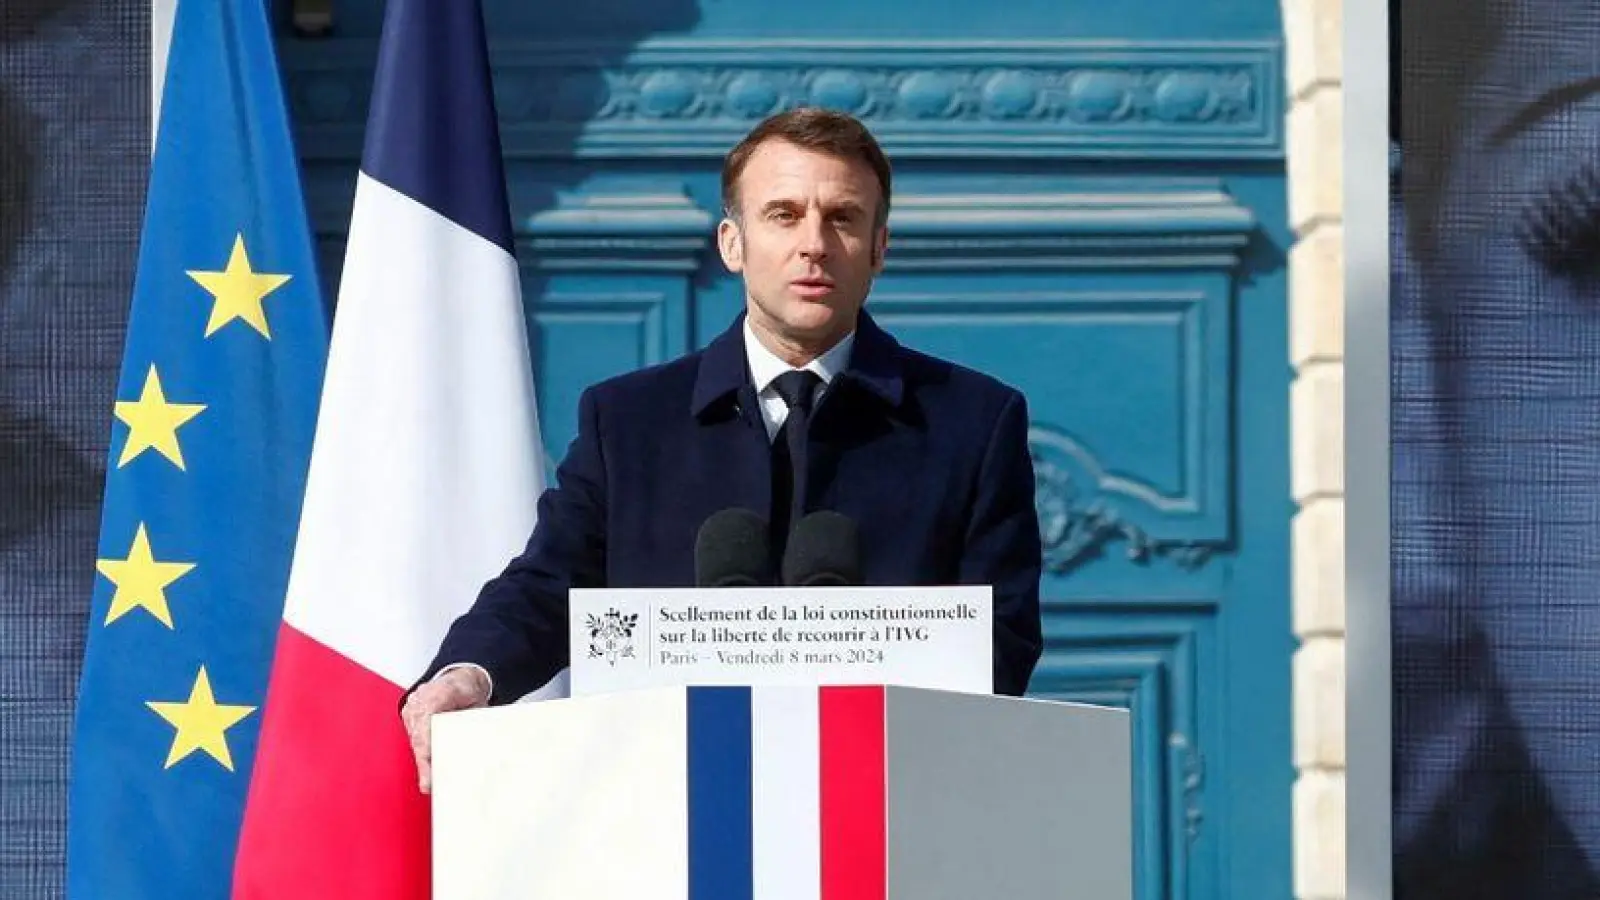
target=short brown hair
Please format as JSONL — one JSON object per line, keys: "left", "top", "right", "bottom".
{"left": 720, "top": 107, "right": 893, "bottom": 228}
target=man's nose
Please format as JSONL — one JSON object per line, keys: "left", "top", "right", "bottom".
{"left": 797, "top": 212, "right": 828, "bottom": 258}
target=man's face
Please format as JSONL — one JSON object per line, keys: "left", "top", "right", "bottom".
{"left": 717, "top": 139, "right": 887, "bottom": 351}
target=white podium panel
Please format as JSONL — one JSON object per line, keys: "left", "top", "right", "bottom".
{"left": 432, "top": 685, "right": 1133, "bottom": 900}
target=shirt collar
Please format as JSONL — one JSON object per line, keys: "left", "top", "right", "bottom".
{"left": 690, "top": 310, "right": 904, "bottom": 418}
{"left": 743, "top": 317, "right": 856, "bottom": 396}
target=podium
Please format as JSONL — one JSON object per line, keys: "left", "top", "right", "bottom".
{"left": 432, "top": 684, "right": 1133, "bottom": 899}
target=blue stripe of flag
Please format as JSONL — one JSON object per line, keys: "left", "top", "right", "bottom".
{"left": 359, "top": 0, "right": 514, "bottom": 253}
{"left": 687, "top": 686, "right": 754, "bottom": 900}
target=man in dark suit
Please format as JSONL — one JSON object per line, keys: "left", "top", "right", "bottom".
{"left": 401, "top": 107, "right": 1043, "bottom": 791}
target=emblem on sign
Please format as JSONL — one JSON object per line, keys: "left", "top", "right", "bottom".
{"left": 585, "top": 608, "right": 639, "bottom": 666}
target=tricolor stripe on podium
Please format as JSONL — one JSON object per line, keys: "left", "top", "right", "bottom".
{"left": 688, "top": 686, "right": 888, "bottom": 900}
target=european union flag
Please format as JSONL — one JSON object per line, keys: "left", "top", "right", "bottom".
{"left": 66, "top": 1, "right": 328, "bottom": 896}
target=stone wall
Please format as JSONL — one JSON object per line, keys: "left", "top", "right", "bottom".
{"left": 1283, "top": 0, "right": 1346, "bottom": 897}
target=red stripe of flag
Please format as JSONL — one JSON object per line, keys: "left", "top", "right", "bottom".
{"left": 819, "top": 685, "right": 887, "bottom": 900}
{"left": 232, "top": 625, "right": 430, "bottom": 900}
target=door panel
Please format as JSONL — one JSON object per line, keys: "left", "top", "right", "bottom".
{"left": 280, "top": 2, "right": 1290, "bottom": 897}
{"left": 856, "top": 182, "right": 1245, "bottom": 900}
{"left": 528, "top": 287, "right": 685, "bottom": 460}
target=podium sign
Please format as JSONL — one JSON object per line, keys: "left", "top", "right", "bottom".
{"left": 567, "top": 586, "right": 993, "bottom": 696}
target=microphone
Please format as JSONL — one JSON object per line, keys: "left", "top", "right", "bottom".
{"left": 694, "top": 508, "right": 773, "bottom": 587}
{"left": 781, "top": 510, "right": 862, "bottom": 587}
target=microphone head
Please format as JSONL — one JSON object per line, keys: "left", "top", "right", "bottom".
{"left": 695, "top": 508, "right": 773, "bottom": 587}
{"left": 781, "top": 510, "right": 862, "bottom": 587}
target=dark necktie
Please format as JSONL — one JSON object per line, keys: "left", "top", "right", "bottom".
{"left": 771, "top": 369, "right": 822, "bottom": 540}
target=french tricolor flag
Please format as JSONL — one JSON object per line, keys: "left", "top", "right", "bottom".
{"left": 231, "top": 1, "right": 550, "bottom": 897}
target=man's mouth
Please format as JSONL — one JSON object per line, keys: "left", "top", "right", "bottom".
{"left": 791, "top": 277, "right": 835, "bottom": 296}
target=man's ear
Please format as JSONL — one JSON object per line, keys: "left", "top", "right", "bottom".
{"left": 871, "top": 225, "right": 889, "bottom": 273}
{"left": 717, "top": 218, "right": 744, "bottom": 273}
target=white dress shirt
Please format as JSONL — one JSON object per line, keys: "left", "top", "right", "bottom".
{"left": 743, "top": 318, "right": 856, "bottom": 442}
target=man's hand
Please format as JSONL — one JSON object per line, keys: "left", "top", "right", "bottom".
{"left": 400, "top": 666, "right": 491, "bottom": 793}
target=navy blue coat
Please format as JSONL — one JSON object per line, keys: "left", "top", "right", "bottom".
{"left": 420, "top": 310, "right": 1044, "bottom": 699}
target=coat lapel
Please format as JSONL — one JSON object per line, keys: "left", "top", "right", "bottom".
{"left": 808, "top": 310, "right": 910, "bottom": 514}
{"left": 690, "top": 314, "right": 775, "bottom": 525}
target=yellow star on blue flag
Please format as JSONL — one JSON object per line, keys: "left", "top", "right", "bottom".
{"left": 146, "top": 667, "right": 258, "bottom": 771}
{"left": 66, "top": 0, "right": 330, "bottom": 897}
{"left": 187, "top": 233, "right": 293, "bottom": 339}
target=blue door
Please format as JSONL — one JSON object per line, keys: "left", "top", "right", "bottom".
{"left": 281, "top": 0, "right": 1291, "bottom": 896}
